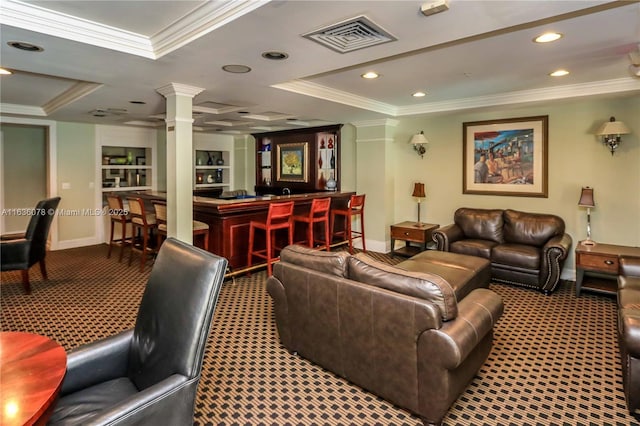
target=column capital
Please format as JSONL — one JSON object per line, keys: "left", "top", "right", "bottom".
{"left": 156, "top": 83, "right": 204, "bottom": 98}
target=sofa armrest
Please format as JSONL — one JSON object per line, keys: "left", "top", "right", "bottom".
{"left": 433, "top": 224, "right": 464, "bottom": 252}
{"left": 620, "top": 308, "right": 640, "bottom": 358}
{"left": 539, "top": 233, "right": 572, "bottom": 294}
{"left": 621, "top": 257, "right": 640, "bottom": 277}
{"left": 418, "top": 288, "right": 503, "bottom": 369}
{"left": 266, "top": 276, "right": 292, "bottom": 349}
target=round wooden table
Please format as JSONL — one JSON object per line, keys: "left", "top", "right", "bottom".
{"left": 0, "top": 332, "right": 67, "bottom": 426}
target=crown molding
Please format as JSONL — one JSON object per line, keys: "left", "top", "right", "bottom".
{"left": 151, "top": 0, "right": 271, "bottom": 58}
{"left": 396, "top": 78, "right": 640, "bottom": 116}
{"left": 0, "top": 0, "right": 154, "bottom": 58}
{"left": 351, "top": 119, "right": 399, "bottom": 128}
{"left": 0, "top": 0, "right": 270, "bottom": 59}
{"left": 0, "top": 103, "right": 46, "bottom": 116}
{"left": 272, "top": 80, "right": 399, "bottom": 116}
{"left": 43, "top": 81, "right": 103, "bottom": 115}
{"left": 274, "top": 77, "right": 640, "bottom": 117}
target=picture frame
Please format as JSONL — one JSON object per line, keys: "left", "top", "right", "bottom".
{"left": 276, "top": 142, "right": 309, "bottom": 183}
{"left": 463, "top": 115, "right": 548, "bottom": 197}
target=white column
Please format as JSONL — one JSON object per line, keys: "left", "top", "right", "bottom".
{"left": 156, "top": 83, "right": 204, "bottom": 244}
{"left": 351, "top": 119, "right": 399, "bottom": 253}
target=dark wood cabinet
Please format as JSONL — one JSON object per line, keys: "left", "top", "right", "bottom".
{"left": 253, "top": 124, "right": 342, "bottom": 195}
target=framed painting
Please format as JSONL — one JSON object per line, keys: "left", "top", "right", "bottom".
{"left": 276, "top": 142, "right": 309, "bottom": 183}
{"left": 463, "top": 115, "right": 548, "bottom": 197}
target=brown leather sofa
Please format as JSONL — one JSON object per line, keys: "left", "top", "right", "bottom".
{"left": 618, "top": 256, "right": 640, "bottom": 416}
{"left": 433, "top": 208, "right": 572, "bottom": 294}
{"left": 267, "top": 245, "right": 504, "bottom": 426}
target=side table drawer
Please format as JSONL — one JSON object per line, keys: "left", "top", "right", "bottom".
{"left": 391, "top": 226, "right": 426, "bottom": 243}
{"left": 578, "top": 253, "right": 619, "bottom": 273}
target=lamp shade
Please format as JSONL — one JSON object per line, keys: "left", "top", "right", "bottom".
{"left": 596, "top": 117, "right": 630, "bottom": 136}
{"left": 410, "top": 131, "right": 429, "bottom": 145}
{"left": 412, "top": 182, "right": 426, "bottom": 198}
{"left": 578, "top": 187, "right": 595, "bottom": 208}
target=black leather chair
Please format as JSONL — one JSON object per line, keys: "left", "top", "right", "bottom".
{"left": 1, "top": 196, "right": 61, "bottom": 294}
{"left": 48, "top": 238, "right": 228, "bottom": 425}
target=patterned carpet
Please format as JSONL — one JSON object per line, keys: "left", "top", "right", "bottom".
{"left": 1, "top": 244, "right": 638, "bottom": 426}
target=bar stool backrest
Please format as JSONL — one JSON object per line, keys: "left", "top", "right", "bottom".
{"left": 349, "top": 194, "right": 365, "bottom": 212}
{"left": 107, "top": 195, "right": 127, "bottom": 220}
{"left": 127, "top": 197, "right": 149, "bottom": 226}
{"left": 152, "top": 202, "right": 168, "bottom": 231}
{"left": 267, "top": 201, "right": 294, "bottom": 227}
{"left": 310, "top": 197, "right": 331, "bottom": 219}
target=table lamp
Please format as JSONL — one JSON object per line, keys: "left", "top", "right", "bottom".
{"left": 578, "top": 186, "right": 596, "bottom": 246}
{"left": 412, "top": 182, "right": 426, "bottom": 227}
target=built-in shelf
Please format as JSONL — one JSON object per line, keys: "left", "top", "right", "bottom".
{"left": 101, "top": 146, "right": 152, "bottom": 192}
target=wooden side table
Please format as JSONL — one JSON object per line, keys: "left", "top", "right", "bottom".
{"left": 575, "top": 243, "right": 640, "bottom": 297}
{"left": 390, "top": 221, "right": 439, "bottom": 258}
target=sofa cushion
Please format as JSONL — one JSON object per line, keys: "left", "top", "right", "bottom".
{"left": 450, "top": 239, "right": 496, "bottom": 259}
{"left": 280, "top": 245, "right": 349, "bottom": 277}
{"left": 492, "top": 243, "right": 540, "bottom": 270}
{"left": 503, "top": 209, "right": 564, "bottom": 247}
{"left": 454, "top": 208, "right": 504, "bottom": 243}
{"left": 348, "top": 253, "right": 458, "bottom": 321}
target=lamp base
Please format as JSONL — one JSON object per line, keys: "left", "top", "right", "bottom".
{"left": 413, "top": 222, "right": 425, "bottom": 228}
{"left": 580, "top": 239, "right": 597, "bottom": 246}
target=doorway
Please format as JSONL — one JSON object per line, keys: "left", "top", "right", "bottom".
{"left": 0, "top": 119, "right": 56, "bottom": 247}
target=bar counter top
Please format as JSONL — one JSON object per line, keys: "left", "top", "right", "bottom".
{"left": 126, "top": 190, "right": 355, "bottom": 271}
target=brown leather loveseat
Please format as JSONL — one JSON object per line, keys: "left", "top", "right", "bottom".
{"left": 618, "top": 256, "right": 640, "bottom": 416}
{"left": 433, "top": 208, "right": 572, "bottom": 294}
{"left": 267, "top": 245, "right": 504, "bottom": 426}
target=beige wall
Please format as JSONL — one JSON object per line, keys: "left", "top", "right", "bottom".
{"left": 343, "top": 95, "right": 640, "bottom": 276}
{"left": 56, "top": 122, "right": 97, "bottom": 243}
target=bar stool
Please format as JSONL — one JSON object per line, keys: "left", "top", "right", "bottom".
{"left": 152, "top": 201, "right": 210, "bottom": 251}
{"left": 127, "top": 197, "right": 157, "bottom": 272}
{"left": 106, "top": 194, "right": 131, "bottom": 262}
{"left": 292, "top": 197, "right": 331, "bottom": 251}
{"left": 247, "top": 201, "right": 294, "bottom": 276}
{"left": 330, "top": 194, "right": 366, "bottom": 254}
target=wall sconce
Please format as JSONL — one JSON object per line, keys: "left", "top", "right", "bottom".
{"left": 595, "top": 116, "right": 630, "bottom": 155}
{"left": 412, "top": 182, "right": 426, "bottom": 226}
{"left": 578, "top": 186, "right": 596, "bottom": 246}
{"left": 409, "top": 131, "right": 428, "bottom": 158}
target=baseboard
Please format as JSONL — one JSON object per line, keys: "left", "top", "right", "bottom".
{"left": 55, "top": 236, "right": 102, "bottom": 250}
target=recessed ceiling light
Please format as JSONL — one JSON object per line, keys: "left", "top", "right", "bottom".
{"left": 534, "top": 32, "right": 562, "bottom": 43}
{"left": 7, "top": 41, "right": 44, "bottom": 52}
{"left": 550, "top": 69, "right": 569, "bottom": 77}
{"left": 222, "top": 64, "right": 251, "bottom": 73}
{"left": 0, "top": 68, "right": 12, "bottom": 75}
{"left": 412, "top": 91, "right": 426, "bottom": 97}
{"left": 361, "top": 71, "right": 379, "bottom": 79}
{"left": 261, "top": 51, "right": 289, "bottom": 60}
{"left": 129, "top": 100, "right": 146, "bottom": 105}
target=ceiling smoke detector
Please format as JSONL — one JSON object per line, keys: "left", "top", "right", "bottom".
{"left": 302, "top": 15, "right": 396, "bottom": 54}
{"left": 421, "top": 0, "right": 449, "bottom": 16}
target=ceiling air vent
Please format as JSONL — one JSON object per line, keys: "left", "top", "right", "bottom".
{"left": 303, "top": 15, "right": 396, "bottom": 54}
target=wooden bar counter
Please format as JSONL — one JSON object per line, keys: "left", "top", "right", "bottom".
{"left": 193, "top": 191, "right": 354, "bottom": 271}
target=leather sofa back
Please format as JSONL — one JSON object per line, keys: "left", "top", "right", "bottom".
{"left": 280, "top": 245, "right": 349, "bottom": 277}
{"left": 454, "top": 208, "right": 504, "bottom": 243}
{"left": 503, "top": 209, "right": 565, "bottom": 246}
{"left": 348, "top": 253, "right": 459, "bottom": 321}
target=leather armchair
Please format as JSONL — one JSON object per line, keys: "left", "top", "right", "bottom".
{"left": 618, "top": 256, "right": 640, "bottom": 416}
{"left": 48, "top": 238, "right": 228, "bottom": 425}
{"left": 1, "top": 196, "right": 61, "bottom": 294}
